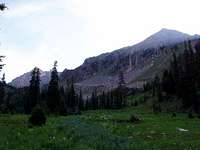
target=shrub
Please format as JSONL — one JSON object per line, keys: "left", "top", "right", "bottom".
{"left": 134, "top": 101, "right": 138, "bottom": 107}
{"left": 129, "top": 114, "right": 141, "bottom": 123}
{"left": 0, "top": 104, "right": 9, "bottom": 114}
{"left": 188, "top": 112, "right": 195, "bottom": 119}
{"left": 171, "top": 112, "right": 176, "bottom": 118}
{"left": 29, "top": 106, "right": 46, "bottom": 126}
{"left": 152, "top": 103, "right": 162, "bottom": 113}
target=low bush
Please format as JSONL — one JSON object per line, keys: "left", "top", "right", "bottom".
{"left": 129, "top": 114, "right": 141, "bottom": 123}
{"left": 28, "top": 106, "right": 46, "bottom": 126}
{"left": 171, "top": 112, "right": 176, "bottom": 118}
{"left": 188, "top": 112, "right": 195, "bottom": 119}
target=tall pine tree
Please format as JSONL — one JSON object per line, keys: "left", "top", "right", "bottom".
{"left": 0, "top": 3, "right": 7, "bottom": 72}
{"left": 68, "top": 81, "right": 76, "bottom": 109}
{"left": 0, "top": 74, "right": 6, "bottom": 106}
{"left": 153, "top": 75, "right": 163, "bottom": 102}
{"left": 25, "top": 67, "right": 40, "bottom": 114}
{"left": 195, "top": 41, "right": 200, "bottom": 89}
{"left": 47, "top": 61, "right": 60, "bottom": 113}
{"left": 0, "top": 3, "right": 7, "bottom": 11}
{"left": 170, "top": 52, "right": 180, "bottom": 96}
{"left": 161, "top": 70, "right": 175, "bottom": 95}
{"left": 0, "top": 6, "right": 6, "bottom": 105}
{"left": 78, "top": 89, "right": 84, "bottom": 111}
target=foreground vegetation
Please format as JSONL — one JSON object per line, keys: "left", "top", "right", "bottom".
{"left": 0, "top": 102, "right": 200, "bottom": 150}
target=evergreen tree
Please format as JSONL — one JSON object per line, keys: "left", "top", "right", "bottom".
{"left": 0, "top": 4, "right": 6, "bottom": 106}
{"left": 0, "top": 56, "right": 5, "bottom": 72}
{"left": 109, "top": 91, "right": 114, "bottom": 109}
{"left": 114, "top": 89, "right": 123, "bottom": 109}
{"left": 85, "top": 97, "right": 89, "bottom": 110}
{"left": 0, "top": 4, "right": 6, "bottom": 75}
{"left": 99, "top": 91, "right": 106, "bottom": 109}
{"left": 170, "top": 52, "right": 180, "bottom": 96}
{"left": 187, "top": 41, "right": 198, "bottom": 112}
{"left": 0, "top": 3, "right": 7, "bottom": 11}
{"left": 25, "top": 67, "right": 40, "bottom": 114}
{"left": 195, "top": 41, "right": 200, "bottom": 88}
{"left": 68, "top": 81, "right": 76, "bottom": 108}
{"left": 105, "top": 92, "right": 110, "bottom": 109}
{"left": 59, "top": 87, "right": 68, "bottom": 115}
{"left": 78, "top": 89, "right": 84, "bottom": 111}
{"left": 161, "top": 70, "right": 175, "bottom": 95}
{"left": 47, "top": 61, "right": 60, "bottom": 113}
{"left": 153, "top": 76, "right": 163, "bottom": 102}
{"left": 0, "top": 74, "right": 6, "bottom": 105}
{"left": 116, "top": 71, "right": 126, "bottom": 108}
{"left": 91, "top": 90, "right": 98, "bottom": 110}
{"left": 179, "top": 44, "right": 198, "bottom": 111}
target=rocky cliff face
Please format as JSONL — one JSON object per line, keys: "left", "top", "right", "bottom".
{"left": 9, "top": 29, "right": 200, "bottom": 96}
{"left": 60, "top": 29, "right": 199, "bottom": 96}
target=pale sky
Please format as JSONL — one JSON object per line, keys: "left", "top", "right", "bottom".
{"left": 0, "top": 0, "right": 200, "bottom": 82}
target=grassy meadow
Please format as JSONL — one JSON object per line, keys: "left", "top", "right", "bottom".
{"left": 0, "top": 102, "right": 200, "bottom": 150}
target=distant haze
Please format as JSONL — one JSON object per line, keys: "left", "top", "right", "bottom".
{"left": 0, "top": 0, "right": 200, "bottom": 82}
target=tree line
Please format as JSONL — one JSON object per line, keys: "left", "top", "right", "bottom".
{"left": 22, "top": 61, "right": 127, "bottom": 115}
{"left": 145, "top": 40, "right": 200, "bottom": 113}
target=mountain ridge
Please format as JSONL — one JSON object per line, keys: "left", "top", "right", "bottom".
{"left": 9, "top": 29, "right": 200, "bottom": 96}
{"left": 9, "top": 69, "right": 56, "bottom": 88}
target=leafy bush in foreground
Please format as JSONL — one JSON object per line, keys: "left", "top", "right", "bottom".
{"left": 29, "top": 106, "right": 46, "bottom": 126}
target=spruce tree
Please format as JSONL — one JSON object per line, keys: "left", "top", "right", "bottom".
{"left": 47, "top": 61, "right": 60, "bottom": 113}
{"left": 85, "top": 97, "right": 89, "bottom": 110}
{"left": 25, "top": 67, "right": 40, "bottom": 114}
{"left": 117, "top": 71, "right": 126, "bottom": 108}
{"left": 161, "top": 70, "right": 175, "bottom": 95}
{"left": 170, "top": 52, "right": 180, "bottom": 96}
{"left": 153, "top": 76, "right": 163, "bottom": 102}
{"left": 68, "top": 81, "right": 76, "bottom": 108}
{"left": 99, "top": 91, "right": 106, "bottom": 109}
{"left": 188, "top": 41, "right": 199, "bottom": 112}
{"left": 91, "top": 90, "right": 98, "bottom": 110}
{"left": 0, "top": 3, "right": 7, "bottom": 11}
{"left": 59, "top": 86, "right": 68, "bottom": 115}
{"left": 0, "top": 3, "right": 7, "bottom": 110}
{"left": 0, "top": 4, "right": 7, "bottom": 71}
{"left": 0, "top": 5, "right": 7, "bottom": 109}
{"left": 0, "top": 4, "right": 6, "bottom": 72}
{"left": 105, "top": 92, "right": 110, "bottom": 109}
{"left": 0, "top": 74, "right": 6, "bottom": 105}
{"left": 180, "top": 44, "right": 198, "bottom": 111}
{"left": 195, "top": 41, "right": 200, "bottom": 88}
{"left": 0, "top": 56, "right": 5, "bottom": 72}
{"left": 78, "top": 89, "right": 84, "bottom": 111}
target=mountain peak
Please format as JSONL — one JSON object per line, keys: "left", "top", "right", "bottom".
{"left": 134, "top": 28, "right": 191, "bottom": 50}
{"left": 156, "top": 28, "right": 190, "bottom": 36}
{"left": 160, "top": 28, "right": 172, "bottom": 32}
{"left": 160, "top": 28, "right": 176, "bottom": 32}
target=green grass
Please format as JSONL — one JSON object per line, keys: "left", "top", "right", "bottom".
{"left": 127, "top": 92, "right": 150, "bottom": 105}
{"left": 0, "top": 104, "right": 200, "bottom": 149}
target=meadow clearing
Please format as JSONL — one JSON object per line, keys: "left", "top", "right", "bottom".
{"left": 0, "top": 105, "right": 200, "bottom": 150}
